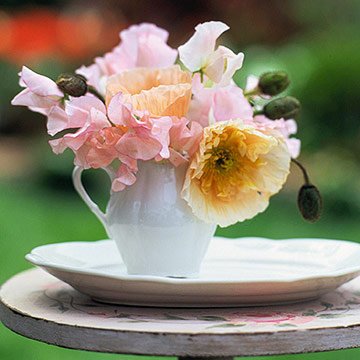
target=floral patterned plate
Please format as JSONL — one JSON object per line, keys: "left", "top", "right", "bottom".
{"left": 25, "top": 237, "right": 360, "bottom": 307}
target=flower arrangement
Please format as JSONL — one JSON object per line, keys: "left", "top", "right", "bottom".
{"left": 11, "top": 21, "right": 322, "bottom": 227}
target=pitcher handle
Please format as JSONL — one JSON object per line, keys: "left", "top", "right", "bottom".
{"left": 72, "top": 166, "right": 116, "bottom": 232}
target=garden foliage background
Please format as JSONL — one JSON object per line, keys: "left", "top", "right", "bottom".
{"left": 0, "top": 0, "right": 360, "bottom": 359}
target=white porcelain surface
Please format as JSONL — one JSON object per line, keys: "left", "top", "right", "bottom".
{"left": 72, "top": 161, "right": 216, "bottom": 277}
{"left": 26, "top": 237, "right": 360, "bottom": 307}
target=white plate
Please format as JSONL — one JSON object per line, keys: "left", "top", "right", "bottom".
{"left": 25, "top": 237, "right": 360, "bottom": 307}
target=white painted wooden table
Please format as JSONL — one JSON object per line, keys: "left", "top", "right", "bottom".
{"left": 2, "top": 269, "right": 360, "bottom": 359}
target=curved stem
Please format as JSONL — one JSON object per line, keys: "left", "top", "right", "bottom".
{"left": 291, "top": 158, "right": 311, "bottom": 185}
{"left": 244, "top": 88, "right": 259, "bottom": 97}
{"left": 253, "top": 109, "right": 264, "bottom": 116}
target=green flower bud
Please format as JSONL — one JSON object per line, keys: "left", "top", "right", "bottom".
{"left": 258, "top": 71, "right": 290, "bottom": 96}
{"left": 56, "top": 73, "right": 87, "bottom": 97}
{"left": 264, "top": 96, "right": 301, "bottom": 120}
{"left": 297, "top": 184, "right": 323, "bottom": 222}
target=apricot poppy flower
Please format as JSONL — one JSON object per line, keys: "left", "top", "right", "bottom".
{"left": 106, "top": 65, "right": 192, "bottom": 118}
{"left": 182, "top": 120, "right": 291, "bottom": 227}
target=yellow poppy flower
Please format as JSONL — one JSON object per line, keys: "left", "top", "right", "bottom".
{"left": 182, "top": 120, "right": 291, "bottom": 227}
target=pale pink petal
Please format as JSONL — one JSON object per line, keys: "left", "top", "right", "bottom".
{"left": 60, "top": 128, "right": 91, "bottom": 152}
{"left": 168, "top": 117, "right": 203, "bottom": 157}
{"left": 28, "top": 106, "right": 48, "bottom": 115}
{"left": 89, "top": 108, "right": 110, "bottom": 129}
{"left": 179, "top": 21, "right": 229, "bottom": 71}
{"left": 188, "top": 84, "right": 253, "bottom": 127}
{"left": 81, "top": 23, "right": 177, "bottom": 83}
{"left": 73, "top": 144, "right": 92, "bottom": 169}
{"left": 213, "top": 85, "right": 253, "bottom": 122}
{"left": 286, "top": 138, "right": 301, "bottom": 159}
{"left": 66, "top": 96, "right": 107, "bottom": 128}
{"left": 120, "top": 23, "right": 177, "bottom": 68}
{"left": 205, "top": 54, "right": 226, "bottom": 83}
{"left": 285, "top": 119, "right": 297, "bottom": 135}
{"left": 136, "top": 35, "right": 177, "bottom": 68}
{"left": 187, "top": 86, "right": 214, "bottom": 128}
{"left": 50, "top": 110, "right": 110, "bottom": 156}
{"left": 20, "top": 66, "right": 63, "bottom": 97}
{"left": 253, "top": 115, "right": 301, "bottom": 159}
{"left": 96, "top": 50, "right": 133, "bottom": 75}
{"left": 150, "top": 116, "right": 172, "bottom": 158}
{"left": 112, "top": 164, "right": 137, "bottom": 192}
{"left": 121, "top": 23, "right": 170, "bottom": 43}
{"left": 11, "top": 88, "right": 58, "bottom": 112}
{"left": 169, "top": 117, "right": 192, "bottom": 150}
{"left": 86, "top": 146, "right": 117, "bottom": 168}
{"left": 117, "top": 154, "right": 138, "bottom": 172}
{"left": 182, "top": 121, "right": 204, "bottom": 156}
{"left": 115, "top": 132, "right": 162, "bottom": 161}
{"left": 107, "top": 93, "right": 135, "bottom": 127}
{"left": 47, "top": 106, "right": 69, "bottom": 136}
{"left": 48, "top": 137, "right": 67, "bottom": 155}
{"left": 168, "top": 148, "right": 188, "bottom": 167}
{"left": 84, "top": 127, "right": 124, "bottom": 168}
{"left": 245, "top": 75, "right": 259, "bottom": 92}
{"left": 217, "top": 46, "right": 245, "bottom": 87}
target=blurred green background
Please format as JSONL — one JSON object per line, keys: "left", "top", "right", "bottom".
{"left": 1, "top": 0, "right": 360, "bottom": 359}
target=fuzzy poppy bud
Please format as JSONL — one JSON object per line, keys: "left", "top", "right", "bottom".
{"left": 258, "top": 71, "right": 290, "bottom": 96}
{"left": 297, "top": 184, "right": 323, "bottom": 222}
{"left": 264, "top": 96, "right": 301, "bottom": 120}
{"left": 56, "top": 73, "right": 87, "bottom": 97}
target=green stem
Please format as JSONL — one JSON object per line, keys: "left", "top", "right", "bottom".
{"left": 253, "top": 109, "right": 264, "bottom": 116}
{"left": 291, "top": 158, "right": 311, "bottom": 185}
{"left": 192, "top": 69, "right": 204, "bottom": 83}
{"left": 88, "top": 86, "right": 106, "bottom": 104}
{"left": 244, "top": 88, "right": 259, "bottom": 97}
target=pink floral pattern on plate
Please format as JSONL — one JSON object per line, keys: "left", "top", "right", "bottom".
{"left": 23, "top": 271, "right": 360, "bottom": 333}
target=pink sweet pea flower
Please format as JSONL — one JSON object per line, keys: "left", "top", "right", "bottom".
{"left": 152, "top": 116, "right": 204, "bottom": 167}
{"left": 178, "top": 21, "right": 244, "bottom": 86}
{"left": 76, "top": 127, "right": 125, "bottom": 169}
{"left": 11, "top": 66, "right": 67, "bottom": 135}
{"left": 49, "top": 107, "right": 109, "bottom": 160}
{"left": 168, "top": 117, "right": 203, "bottom": 156}
{"left": 43, "top": 95, "right": 107, "bottom": 138}
{"left": 112, "top": 164, "right": 137, "bottom": 192}
{"left": 119, "top": 23, "right": 178, "bottom": 69}
{"left": 49, "top": 97, "right": 111, "bottom": 166}
{"left": 188, "top": 75, "right": 253, "bottom": 127}
{"left": 107, "top": 93, "right": 170, "bottom": 161}
{"left": 254, "top": 115, "right": 301, "bottom": 158}
{"left": 76, "top": 23, "right": 177, "bottom": 94}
